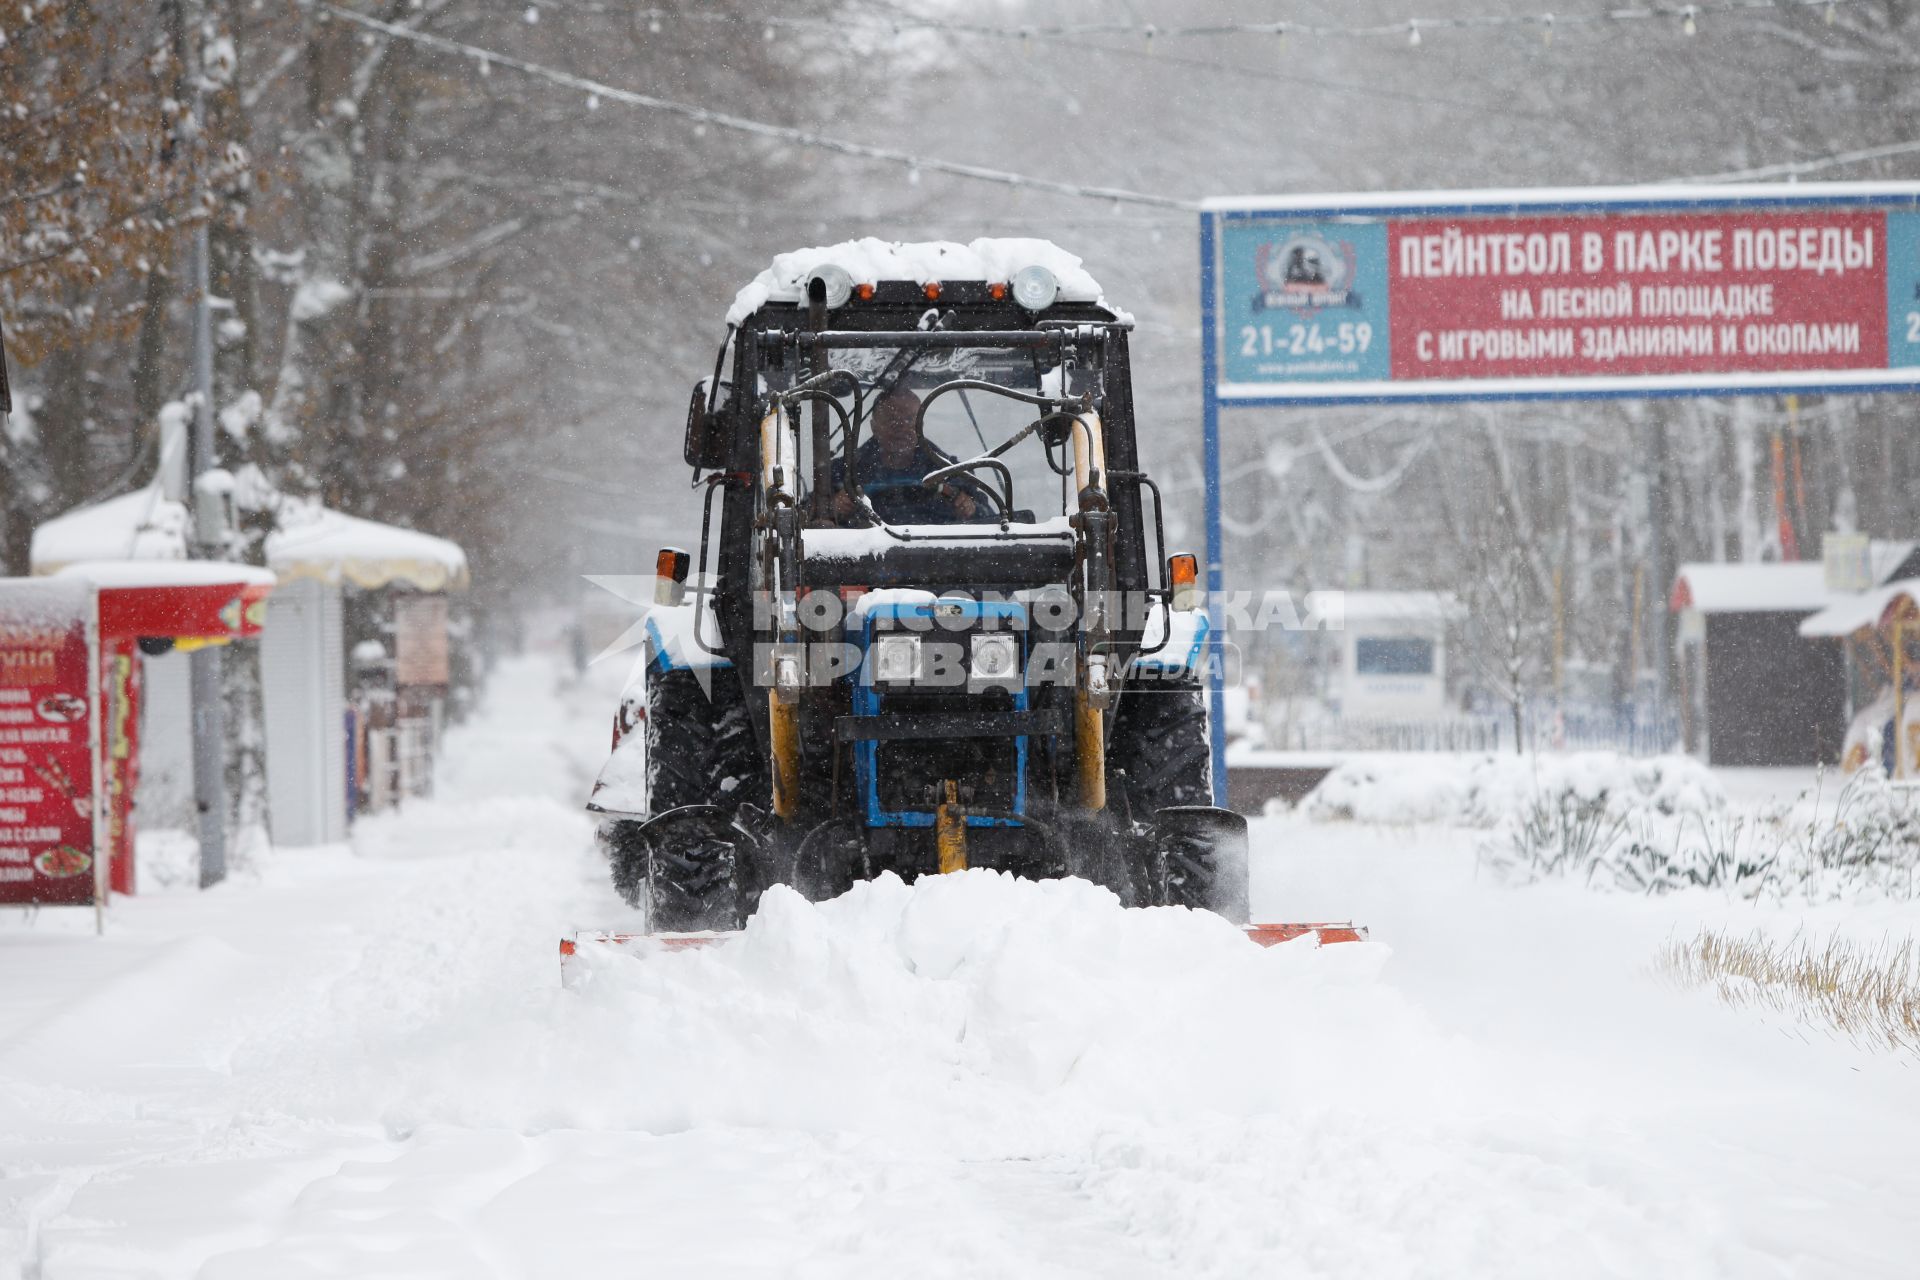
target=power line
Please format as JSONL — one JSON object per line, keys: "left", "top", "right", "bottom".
{"left": 1675, "top": 137, "right": 1920, "bottom": 183}
{"left": 994, "top": 26, "right": 1555, "bottom": 121}
{"left": 326, "top": 3, "right": 1907, "bottom": 223}
{"left": 535, "top": 0, "right": 1857, "bottom": 45}
{"left": 321, "top": 5, "right": 1198, "bottom": 211}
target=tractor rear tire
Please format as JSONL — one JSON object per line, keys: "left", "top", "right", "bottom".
{"left": 1109, "top": 674, "right": 1215, "bottom": 818}
{"left": 711, "top": 676, "right": 770, "bottom": 812}
{"left": 611, "top": 665, "right": 766, "bottom": 929}
{"left": 645, "top": 669, "right": 711, "bottom": 814}
{"left": 646, "top": 665, "right": 768, "bottom": 815}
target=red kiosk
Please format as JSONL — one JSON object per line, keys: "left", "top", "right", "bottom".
{"left": 53, "top": 561, "right": 273, "bottom": 895}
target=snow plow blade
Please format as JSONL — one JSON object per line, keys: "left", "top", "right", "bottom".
{"left": 560, "top": 920, "right": 1368, "bottom": 986}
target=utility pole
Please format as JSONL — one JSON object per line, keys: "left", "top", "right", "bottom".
{"left": 186, "top": 11, "right": 228, "bottom": 888}
{"left": 0, "top": 314, "right": 12, "bottom": 423}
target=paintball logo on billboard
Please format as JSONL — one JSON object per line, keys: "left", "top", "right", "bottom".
{"left": 1253, "top": 232, "right": 1363, "bottom": 313}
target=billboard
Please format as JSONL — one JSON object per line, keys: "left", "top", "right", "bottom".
{"left": 1204, "top": 182, "right": 1920, "bottom": 404}
{"left": 0, "top": 579, "right": 102, "bottom": 908}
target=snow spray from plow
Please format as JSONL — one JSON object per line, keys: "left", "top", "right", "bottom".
{"left": 560, "top": 907, "right": 1368, "bottom": 986}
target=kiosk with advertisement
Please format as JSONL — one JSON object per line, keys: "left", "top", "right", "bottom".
{"left": 0, "top": 578, "right": 103, "bottom": 917}
{"left": 60, "top": 561, "right": 274, "bottom": 894}
{"left": 3, "top": 564, "right": 272, "bottom": 911}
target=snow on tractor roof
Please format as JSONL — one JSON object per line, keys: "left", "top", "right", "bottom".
{"left": 725, "top": 238, "right": 1118, "bottom": 325}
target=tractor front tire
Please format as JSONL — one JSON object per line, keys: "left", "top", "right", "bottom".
{"left": 602, "top": 808, "right": 744, "bottom": 933}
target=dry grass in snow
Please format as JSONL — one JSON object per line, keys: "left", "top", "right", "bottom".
{"left": 1657, "top": 928, "right": 1920, "bottom": 1056}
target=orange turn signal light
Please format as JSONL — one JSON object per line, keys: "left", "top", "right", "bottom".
{"left": 856, "top": 282, "right": 874, "bottom": 300}
{"left": 655, "top": 546, "right": 691, "bottom": 605}
{"left": 989, "top": 282, "right": 1008, "bottom": 301}
{"left": 1168, "top": 552, "right": 1200, "bottom": 611}
{"left": 923, "top": 281, "right": 942, "bottom": 301}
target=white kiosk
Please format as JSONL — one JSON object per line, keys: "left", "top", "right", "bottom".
{"left": 261, "top": 501, "right": 468, "bottom": 846}
{"left": 1331, "top": 591, "right": 1461, "bottom": 717}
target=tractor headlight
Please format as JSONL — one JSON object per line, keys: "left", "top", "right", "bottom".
{"left": 1011, "top": 264, "right": 1058, "bottom": 312}
{"left": 970, "top": 632, "right": 1018, "bottom": 680}
{"left": 874, "top": 633, "right": 922, "bottom": 683}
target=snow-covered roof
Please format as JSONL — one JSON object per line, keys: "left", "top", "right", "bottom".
{"left": 1334, "top": 591, "right": 1464, "bottom": 626}
{"left": 52, "top": 560, "right": 276, "bottom": 590}
{"left": 1799, "top": 578, "right": 1920, "bottom": 638}
{"left": 265, "top": 501, "right": 469, "bottom": 593}
{"left": 726, "top": 238, "right": 1117, "bottom": 325}
{"left": 1870, "top": 539, "right": 1920, "bottom": 582}
{"left": 1669, "top": 563, "right": 1831, "bottom": 614}
{"left": 30, "top": 487, "right": 190, "bottom": 573}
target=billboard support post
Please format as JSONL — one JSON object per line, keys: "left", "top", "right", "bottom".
{"left": 1200, "top": 211, "right": 1229, "bottom": 804}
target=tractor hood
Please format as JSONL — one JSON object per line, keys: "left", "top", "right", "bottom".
{"left": 801, "top": 519, "right": 1076, "bottom": 592}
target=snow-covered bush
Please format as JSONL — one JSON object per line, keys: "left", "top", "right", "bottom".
{"left": 1302, "top": 755, "right": 1469, "bottom": 825}
{"left": 1483, "top": 767, "right": 1920, "bottom": 901}
{"left": 1478, "top": 790, "right": 1630, "bottom": 884}
{"left": 1304, "top": 751, "right": 1723, "bottom": 828}
{"left": 1769, "top": 768, "right": 1920, "bottom": 901}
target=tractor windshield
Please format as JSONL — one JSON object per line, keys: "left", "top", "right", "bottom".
{"left": 791, "top": 345, "right": 1096, "bottom": 527}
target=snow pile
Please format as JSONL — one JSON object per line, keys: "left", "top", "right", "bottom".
{"left": 328, "top": 871, "right": 1395, "bottom": 1142}
{"left": 726, "top": 237, "right": 1117, "bottom": 324}
{"left": 1305, "top": 751, "right": 1723, "bottom": 827}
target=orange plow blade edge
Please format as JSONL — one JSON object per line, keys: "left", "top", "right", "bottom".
{"left": 560, "top": 921, "right": 1368, "bottom": 984}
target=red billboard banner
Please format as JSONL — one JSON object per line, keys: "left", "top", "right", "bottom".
{"left": 1388, "top": 210, "right": 1887, "bottom": 380}
{"left": 0, "top": 579, "right": 101, "bottom": 908}
{"left": 1206, "top": 183, "right": 1920, "bottom": 403}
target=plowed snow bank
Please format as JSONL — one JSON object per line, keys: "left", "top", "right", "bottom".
{"left": 538, "top": 872, "right": 1399, "bottom": 1131}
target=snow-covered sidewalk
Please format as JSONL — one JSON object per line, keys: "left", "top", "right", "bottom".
{"left": 3, "top": 655, "right": 1916, "bottom": 1277}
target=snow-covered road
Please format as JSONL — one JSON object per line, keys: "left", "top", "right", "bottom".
{"left": 4, "top": 653, "right": 1916, "bottom": 1278}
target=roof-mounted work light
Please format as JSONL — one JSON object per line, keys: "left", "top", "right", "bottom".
{"left": 1011, "top": 264, "right": 1058, "bottom": 312}
{"left": 806, "top": 263, "right": 854, "bottom": 309}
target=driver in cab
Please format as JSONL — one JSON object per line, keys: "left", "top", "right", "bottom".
{"left": 830, "top": 384, "right": 992, "bottom": 525}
